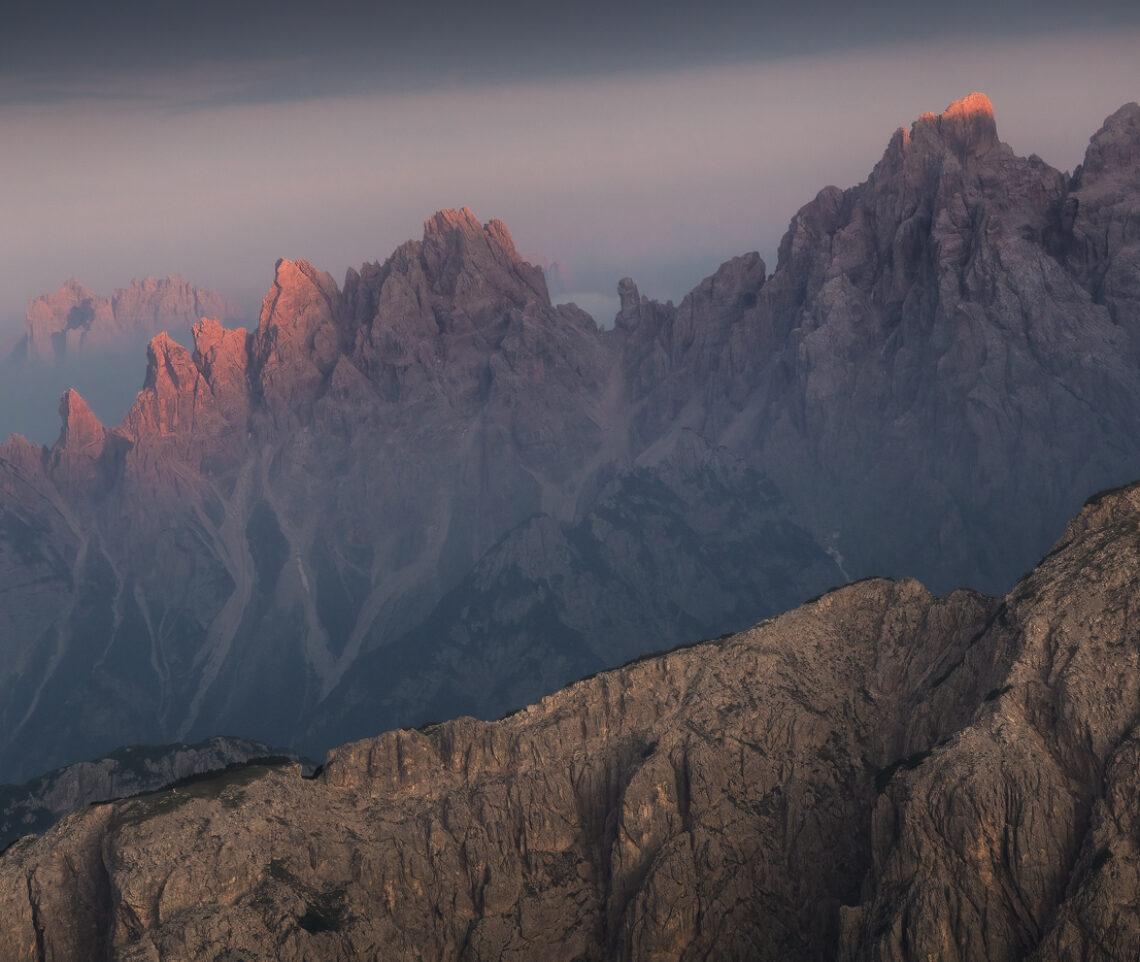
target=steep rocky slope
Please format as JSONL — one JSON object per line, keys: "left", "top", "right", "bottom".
{"left": 3, "top": 482, "right": 1139, "bottom": 960}
{"left": 0, "top": 736, "right": 283, "bottom": 851}
{"left": 616, "top": 94, "right": 1140, "bottom": 591}
{"left": 2, "top": 96, "right": 1139, "bottom": 784}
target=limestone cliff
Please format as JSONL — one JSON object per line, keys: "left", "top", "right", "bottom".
{"left": 3, "top": 483, "right": 1139, "bottom": 960}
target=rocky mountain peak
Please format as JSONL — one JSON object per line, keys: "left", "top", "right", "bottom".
{"left": 250, "top": 258, "right": 343, "bottom": 420}
{"left": 143, "top": 330, "right": 193, "bottom": 387}
{"left": 420, "top": 208, "right": 524, "bottom": 262}
{"left": 28, "top": 278, "right": 97, "bottom": 310}
{"left": 46, "top": 388, "right": 114, "bottom": 490}
{"left": 423, "top": 206, "right": 484, "bottom": 238}
{"left": 1080, "top": 101, "right": 1140, "bottom": 181}
{"left": 255, "top": 258, "right": 341, "bottom": 359}
{"left": 910, "top": 91, "right": 999, "bottom": 160}
{"left": 422, "top": 208, "right": 547, "bottom": 292}
{"left": 58, "top": 278, "right": 96, "bottom": 301}
{"left": 260, "top": 258, "right": 339, "bottom": 323}
{"left": 55, "top": 389, "right": 104, "bottom": 452}
{"left": 348, "top": 209, "right": 548, "bottom": 341}
{"left": 615, "top": 277, "right": 643, "bottom": 330}
{"left": 484, "top": 217, "right": 520, "bottom": 258}
{"left": 21, "top": 281, "right": 108, "bottom": 361}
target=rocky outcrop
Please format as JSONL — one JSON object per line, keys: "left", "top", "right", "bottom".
{"left": 0, "top": 736, "right": 283, "bottom": 852}
{"left": 3, "top": 483, "right": 1140, "bottom": 960}
{"left": 1066, "top": 103, "right": 1140, "bottom": 333}
{"left": 2, "top": 99, "right": 1140, "bottom": 789}
{"left": 614, "top": 94, "right": 1140, "bottom": 592}
{"left": 836, "top": 483, "right": 1140, "bottom": 960}
{"left": 12, "top": 275, "right": 245, "bottom": 363}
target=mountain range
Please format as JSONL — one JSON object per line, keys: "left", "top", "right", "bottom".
{"left": 0, "top": 94, "right": 1138, "bottom": 784}
{"left": 2, "top": 476, "right": 1138, "bottom": 960}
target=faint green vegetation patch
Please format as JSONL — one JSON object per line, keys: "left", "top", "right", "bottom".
{"left": 110, "top": 759, "right": 292, "bottom": 829}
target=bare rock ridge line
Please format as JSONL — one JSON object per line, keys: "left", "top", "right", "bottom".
{"left": 0, "top": 737, "right": 288, "bottom": 852}
{"left": 3, "top": 482, "right": 1140, "bottom": 960}
{"left": 9, "top": 274, "right": 245, "bottom": 364}
{"left": 0, "top": 96, "right": 1139, "bottom": 786}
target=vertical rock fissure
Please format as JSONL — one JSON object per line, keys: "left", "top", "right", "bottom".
{"left": 93, "top": 831, "right": 118, "bottom": 962}
{"left": 25, "top": 872, "right": 46, "bottom": 962}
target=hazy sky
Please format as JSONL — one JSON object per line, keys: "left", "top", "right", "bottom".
{"left": 1, "top": 0, "right": 1138, "bottom": 346}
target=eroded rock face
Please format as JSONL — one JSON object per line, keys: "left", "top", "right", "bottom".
{"left": 4, "top": 484, "right": 1140, "bottom": 960}
{"left": 613, "top": 94, "right": 1140, "bottom": 593}
{"left": 839, "top": 483, "right": 1140, "bottom": 961}
{"left": 1067, "top": 103, "right": 1140, "bottom": 333}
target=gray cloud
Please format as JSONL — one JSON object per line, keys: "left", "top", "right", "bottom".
{"left": 3, "top": 0, "right": 1138, "bottom": 108}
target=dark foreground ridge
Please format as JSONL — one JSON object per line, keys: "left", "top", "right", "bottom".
{"left": 2, "top": 482, "right": 1139, "bottom": 960}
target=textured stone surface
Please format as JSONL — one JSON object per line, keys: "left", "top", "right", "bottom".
{"left": 4, "top": 484, "right": 1140, "bottom": 960}
{"left": 613, "top": 95, "right": 1140, "bottom": 592}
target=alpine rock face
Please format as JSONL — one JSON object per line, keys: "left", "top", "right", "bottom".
{"left": 3, "top": 481, "right": 1140, "bottom": 961}
{"left": 0, "top": 96, "right": 1138, "bottom": 783}
{"left": 616, "top": 93, "right": 1140, "bottom": 591}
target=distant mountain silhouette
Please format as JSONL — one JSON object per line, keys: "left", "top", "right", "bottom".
{"left": 9, "top": 274, "right": 245, "bottom": 364}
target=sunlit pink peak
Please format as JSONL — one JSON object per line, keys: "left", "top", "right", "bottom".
{"left": 484, "top": 218, "right": 519, "bottom": 258}
{"left": 272, "top": 257, "right": 306, "bottom": 281}
{"left": 61, "top": 278, "right": 95, "bottom": 296}
{"left": 421, "top": 208, "right": 522, "bottom": 262}
{"left": 56, "top": 388, "right": 104, "bottom": 449}
{"left": 424, "top": 207, "right": 482, "bottom": 238}
{"left": 147, "top": 330, "right": 177, "bottom": 352}
{"left": 913, "top": 92, "right": 998, "bottom": 158}
{"left": 60, "top": 387, "right": 94, "bottom": 417}
{"left": 29, "top": 278, "right": 95, "bottom": 310}
{"left": 943, "top": 92, "right": 995, "bottom": 120}
{"left": 263, "top": 257, "right": 333, "bottom": 313}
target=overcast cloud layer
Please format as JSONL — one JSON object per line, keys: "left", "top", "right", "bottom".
{"left": 1, "top": 1, "right": 1138, "bottom": 400}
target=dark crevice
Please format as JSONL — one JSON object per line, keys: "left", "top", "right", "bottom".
{"left": 26, "top": 872, "right": 46, "bottom": 962}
